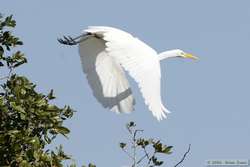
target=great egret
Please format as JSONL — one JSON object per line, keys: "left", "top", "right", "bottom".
{"left": 58, "top": 26, "right": 197, "bottom": 121}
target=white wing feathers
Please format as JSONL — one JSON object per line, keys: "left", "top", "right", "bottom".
{"left": 82, "top": 26, "right": 170, "bottom": 120}
{"left": 79, "top": 37, "right": 134, "bottom": 113}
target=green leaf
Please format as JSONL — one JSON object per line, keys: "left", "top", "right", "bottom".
{"left": 29, "top": 136, "right": 41, "bottom": 149}
{"left": 47, "top": 89, "right": 56, "bottom": 100}
{"left": 162, "top": 146, "right": 173, "bottom": 154}
{"left": 19, "top": 160, "right": 30, "bottom": 167}
{"left": 151, "top": 156, "right": 163, "bottom": 166}
{"left": 36, "top": 99, "right": 47, "bottom": 107}
{"left": 88, "top": 163, "right": 96, "bottom": 167}
{"left": 13, "top": 104, "right": 25, "bottom": 114}
{"left": 128, "top": 121, "right": 135, "bottom": 127}
{"left": 7, "top": 130, "right": 20, "bottom": 135}
{"left": 119, "top": 142, "right": 126, "bottom": 149}
{"left": 53, "top": 126, "right": 70, "bottom": 135}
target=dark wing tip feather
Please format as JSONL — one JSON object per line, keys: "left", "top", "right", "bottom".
{"left": 57, "top": 35, "right": 78, "bottom": 45}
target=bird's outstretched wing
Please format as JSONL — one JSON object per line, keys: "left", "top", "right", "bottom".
{"left": 85, "top": 26, "right": 170, "bottom": 120}
{"left": 79, "top": 35, "right": 134, "bottom": 113}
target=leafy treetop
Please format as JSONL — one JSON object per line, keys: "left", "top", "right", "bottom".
{"left": 0, "top": 14, "right": 91, "bottom": 167}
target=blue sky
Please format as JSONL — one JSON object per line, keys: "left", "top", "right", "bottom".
{"left": 1, "top": 0, "right": 250, "bottom": 166}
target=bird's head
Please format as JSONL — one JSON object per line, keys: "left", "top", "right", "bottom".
{"left": 158, "top": 49, "right": 198, "bottom": 61}
{"left": 175, "top": 49, "right": 198, "bottom": 60}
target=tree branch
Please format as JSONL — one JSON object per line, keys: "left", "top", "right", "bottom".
{"left": 143, "top": 147, "right": 150, "bottom": 160}
{"left": 121, "top": 148, "right": 134, "bottom": 160}
{"left": 146, "top": 151, "right": 156, "bottom": 167}
{"left": 174, "top": 144, "right": 191, "bottom": 167}
{"left": 136, "top": 154, "right": 147, "bottom": 165}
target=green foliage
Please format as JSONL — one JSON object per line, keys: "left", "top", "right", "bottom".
{"left": 120, "top": 122, "right": 173, "bottom": 167}
{"left": 0, "top": 14, "right": 87, "bottom": 167}
{"left": 82, "top": 163, "right": 96, "bottom": 167}
{"left": 0, "top": 15, "right": 25, "bottom": 69}
{"left": 0, "top": 74, "right": 74, "bottom": 166}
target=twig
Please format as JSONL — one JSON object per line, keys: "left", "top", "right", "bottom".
{"left": 132, "top": 129, "right": 143, "bottom": 167}
{"left": 134, "top": 130, "right": 143, "bottom": 139}
{"left": 132, "top": 130, "right": 136, "bottom": 167}
{"left": 146, "top": 151, "right": 156, "bottom": 167}
{"left": 143, "top": 147, "right": 150, "bottom": 160}
{"left": 174, "top": 144, "right": 191, "bottom": 167}
{"left": 136, "top": 147, "right": 150, "bottom": 165}
{"left": 136, "top": 154, "right": 147, "bottom": 165}
{"left": 121, "top": 148, "right": 134, "bottom": 160}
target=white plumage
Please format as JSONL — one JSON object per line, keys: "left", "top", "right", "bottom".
{"left": 60, "top": 26, "right": 197, "bottom": 121}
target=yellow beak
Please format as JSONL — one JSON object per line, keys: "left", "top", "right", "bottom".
{"left": 184, "top": 53, "right": 198, "bottom": 60}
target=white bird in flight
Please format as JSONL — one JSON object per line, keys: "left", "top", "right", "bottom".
{"left": 58, "top": 26, "right": 197, "bottom": 121}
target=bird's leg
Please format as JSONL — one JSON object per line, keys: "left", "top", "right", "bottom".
{"left": 58, "top": 33, "right": 93, "bottom": 45}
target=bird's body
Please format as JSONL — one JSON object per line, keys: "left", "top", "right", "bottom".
{"left": 58, "top": 26, "right": 197, "bottom": 121}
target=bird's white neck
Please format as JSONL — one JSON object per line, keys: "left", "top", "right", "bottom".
{"left": 158, "top": 49, "right": 181, "bottom": 61}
